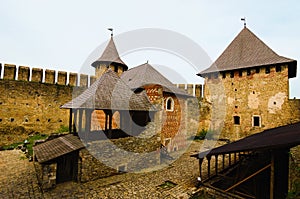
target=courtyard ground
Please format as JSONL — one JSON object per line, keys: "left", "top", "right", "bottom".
{"left": 0, "top": 140, "right": 208, "bottom": 199}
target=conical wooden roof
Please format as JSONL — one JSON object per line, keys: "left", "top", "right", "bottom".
{"left": 61, "top": 69, "right": 156, "bottom": 111}
{"left": 121, "top": 63, "right": 190, "bottom": 97}
{"left": 92, "top": 37, "right": 128, "bottom": 70}
{"left": 199, "top": 27, "right": 296, "bottom": 77}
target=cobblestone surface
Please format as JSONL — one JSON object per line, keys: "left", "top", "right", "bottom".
{"left": 0, "top": 150, "right": 43, "bottom": 199}
{"left": 0, "top": 141, "right": 206, "bottom": 199}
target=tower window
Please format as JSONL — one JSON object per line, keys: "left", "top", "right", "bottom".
{"left": 247, "top": 69, "right": 251, "bottom": 76}
{"left": 265, "top": 66, "right": 270, "bottom": 74}
{"left": 276, "top": 65, "right": 281, "bottom": 72}
{"left": 233, "top": 116, "right": 240, "bottom": 125}
{"left": 114, "top": 66, "right": 118, "bottom": 72}
{"left": 166, "top": 97, "right": 174, "bottom": 111}
{"left": 239, "top": 70, "right": 243, "bottom": 77}
{"left": 253, "top": 116, "right": 261, "bottom": 127}
{"left": 230, "top": 71, "right": 234, "bottom": 78}
{"left": 256, "top": 68, "right": 260, "bottom": 73}
{"left": 222, "top": 72, "right": 226, "bottom": 79}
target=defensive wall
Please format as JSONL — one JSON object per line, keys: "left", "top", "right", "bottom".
{"left": 0, "top": 63, "right": 204, "bottom": 146}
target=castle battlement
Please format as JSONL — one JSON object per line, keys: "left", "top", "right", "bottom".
{"left": 0, "top": 62, "right": 203, "bottom": 97}
{"left": 0, "top": 63, "right": 97, "bottom": 87}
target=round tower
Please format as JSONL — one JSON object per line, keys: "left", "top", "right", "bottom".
{"left": 92, "top": 35, "right": 128, "bottom": 78}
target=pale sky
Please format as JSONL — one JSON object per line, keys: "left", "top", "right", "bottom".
{"left": 1, "top": 0, "right": 299, "bottom": 98}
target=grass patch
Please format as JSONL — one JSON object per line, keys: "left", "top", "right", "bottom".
{"left": 26, "top": 134, "right": 48, "bottom": 156}
{"left": 2, "top": 142, "right": 23, "bottom": 150}
{"left": 2, "top": 133, "right": 48, "bottom": 157}
{"left": 56, "top": 125, "right": 69, "bottom": 133}
{"left": 158, "top": 180, "right": 177, "bottom": 189}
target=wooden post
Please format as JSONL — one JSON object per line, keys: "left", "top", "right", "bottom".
{"left": 69, "top": 109, "right": 72, "bottom": 133}
{"left": 234, "top": 153, "right": 237, "bottom": 163}
{"left": 105, "top": 112, "right": 108, "bottom": 131}
{"left": 108, "top": 111, "right": 112, "bottom": 136}
{"left": 222, "top": 154, "right": 225, "bottom": 170}
{"left": 78, "top": 109, "right": 83, "bottom": 132}
{"left": 270, "top": 149, "right": 289, "bottom": 199}
{"left": 199, "top": 158, "right": 204, "bottom": 179}
{"left": 207, "top": 155, "right": 211, "bottom": 178}
{"left": 215, "top": 155, "right": 219, "bottom": 175}
{"left": 73, "top": 109, "right": 78, "bottom": 133}
{"left": 229, "top": 153, "right": 231, "bottom": 166}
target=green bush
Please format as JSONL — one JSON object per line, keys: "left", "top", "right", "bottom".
{"left": 56, "top": 125, "right": 69, "bottom": 133}
{"left": 194, "top": 129, "right": 215, "bottom": 140}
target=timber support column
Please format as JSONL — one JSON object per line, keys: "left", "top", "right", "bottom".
{"left": 270, "top": 149, "right": 289, "bottom": 199}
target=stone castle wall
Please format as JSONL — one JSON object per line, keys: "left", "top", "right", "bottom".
{"left": 0, "top": 63, "right": 95, "bottom": 146}
{"left": 204, "top": 64, "right": 300, "bottom": 140}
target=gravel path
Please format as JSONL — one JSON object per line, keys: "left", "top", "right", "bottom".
{"left": 0, "top": 141, "right": 205, "bottom": 199}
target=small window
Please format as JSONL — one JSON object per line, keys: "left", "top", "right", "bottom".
{"left": 253, "top": 116, "right": 261, "bottom": 127}
{"left": 265, "top": 66, "right": 270, "bottom": 74}
{"left": 222, "top": 72, "right": 226, "bottom": 79}
{"left": 234, "top": 116, "right": 240, "bottom": 125}
{"left": 276, "top": 65, "right": 281, "bottom": 72}
{"left": 230, "top": 71, "right": 234, "bottom": 78}
{"left": 238, "top": 70, "right": 243, "bottom": 77}
{"left": 247, "top": 69, "right": 251, "bottom": 76}
{"left": 256, "top": 68, "right": 260, "bottom": 73}
{"left": 117, "top": 165, "right": 126, "bottom": 173}
{"left": 10, "top": 118, "right": 14, "bottom": 122}
{"left": 166, "top": 97, "right": 174, "bottom": 111}
{"left": 114, "top": 66, "right": 118, "bottom": 72}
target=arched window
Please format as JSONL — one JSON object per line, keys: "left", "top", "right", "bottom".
{"left": 165, "top": 97, "right": 174, "bottom": 111}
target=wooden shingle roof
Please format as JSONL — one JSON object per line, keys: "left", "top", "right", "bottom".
{"left": 198, "top": 27, "right": 297, "bottom": 77}
{"left": 92, "top": 36, "right": 128, "bottom": 70}
{"left": 121, "top": 63, "right": 190, "bottom": 97}
{"left": 33, "top": 134, "right": 84, "bottom": 163}
{"left": 61, "top": 69, "right": 156, "bottom": 111}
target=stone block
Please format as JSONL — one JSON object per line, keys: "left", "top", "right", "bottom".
{"left": 18, "top": 66, "right": 30, "bottom": 81}
{"left": 3, "top": 64, "right": 16, "bottom": 80}
{"left": 45, "top": 69, "right": 55, "bottom": 84}
{"left": 31, "top": 68, "right": 43, "bottom": 82}
{"left": 69, "top": 73, "right": 78, "bottom": 86}
{"left": 80, "top": 74, "right": 88, "bottom": 87}
{"left": 57, "top": 71, "right": 67, "bottom": 85}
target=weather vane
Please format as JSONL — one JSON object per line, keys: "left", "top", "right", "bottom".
{"left": 108, "top": 28, "right": 113, "bottom": 37}
{"left": 241, "top": 17, "right": 246, "bottom": 27}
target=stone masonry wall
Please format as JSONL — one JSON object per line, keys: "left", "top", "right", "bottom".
{"left": 204, "top": 64, "right": 300, "bottom": 140}
{"left": 79, "top": 135, "right": 161, "bottom": 182}
{"left": 0, "top": 63, "right": 94, "bottom": 146}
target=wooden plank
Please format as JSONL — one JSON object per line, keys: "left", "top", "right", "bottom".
{"left": 225, "top": 164, "right": 271, "bottom": 192}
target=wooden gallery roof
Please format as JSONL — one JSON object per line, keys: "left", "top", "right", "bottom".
{"left": 192, "top": 122, "right": 300, "bottom": 159}
{"left": 198, "top": 27, "right": 297, "bottom": 78}
{"left": 61, "top": 69, "right": 156, "bottom": 111}
{"left": 91, "top": 36, "right": 128, "bottom": 70}
{"left": 121, "top": 63, "right": 190, "bottom": 97}
{"left": 33, "top": 134, "right": 84, "bottom": 163}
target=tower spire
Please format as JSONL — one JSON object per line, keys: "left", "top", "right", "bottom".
{"left": 108, "top": 28, "right": 113, "bottom": 37}
{"left": 241, "top": 17, "right": 246, "bottom": 28}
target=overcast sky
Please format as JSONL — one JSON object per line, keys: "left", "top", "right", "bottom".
{"left": 1, "top": 0, "right": 299, "bottom": 98}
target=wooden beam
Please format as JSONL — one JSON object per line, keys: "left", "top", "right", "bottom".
{"left": 69, "top": 109, "right": 72, "bottom": 133}
{"left": 225, "top": 164, "right": 271, "bottom": 192}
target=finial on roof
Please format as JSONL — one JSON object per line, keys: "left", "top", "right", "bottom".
{"left": 108, "top": 28, "right": 113, "bottom": 37}
{"left": 241, "top": 17, "right": 246, "bottom": 28}
{"left": 146, "top": 60, "right": 149, "bottom": 64}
